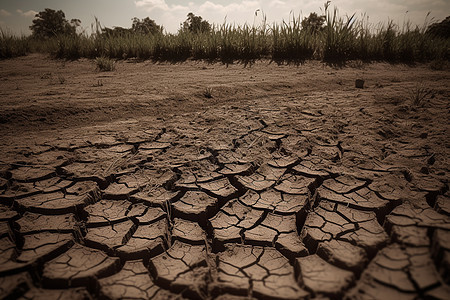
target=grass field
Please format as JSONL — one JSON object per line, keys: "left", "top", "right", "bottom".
{"left": 1, "top": 8, "right": 449, "bottom": 64}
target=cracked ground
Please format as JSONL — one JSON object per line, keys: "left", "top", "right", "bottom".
{"left": 0, "top": 55, "right": 449, "bottom": 299}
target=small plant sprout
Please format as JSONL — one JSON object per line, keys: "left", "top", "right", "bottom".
{"left": 204, "top": 87, "right": 213, "bottom": 98}
{"left": 410, "top": 84, "right": 432, "bottom": 107}
{"left": 58, "top": 75, "right": 66, "bottom": 84}
{"left": 93, "top": 79, "right": 103, "bottom": 87}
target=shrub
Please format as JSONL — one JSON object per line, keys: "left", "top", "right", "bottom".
{"left": 95, "top": 56, "right": 115, "bottom": 71}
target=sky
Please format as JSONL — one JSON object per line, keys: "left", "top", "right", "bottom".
{"left": 0, "top": 0, "right": 449, "bottom": 35}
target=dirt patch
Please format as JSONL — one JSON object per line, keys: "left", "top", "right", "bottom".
{"left": 0, "top": 54, "right": 449, "bottom": 299}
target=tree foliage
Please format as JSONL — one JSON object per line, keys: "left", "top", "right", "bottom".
{"left": 427, "top": 16, "right": 450, "bottom": 38}
{"left": 182, "top": 13, "right": 211, "bottom": 34}
{"left": 132, "top": 17, "right": 163, "bottom": 35}
{"left": 101, "top": 17, "right": 162, "bottom": 37}
{"left": 30, "top": 8, "right": 79, "bottom": 38}
{"left": 301, "top": 12, "right": 326, "bottom": 32}
{"left": 101, "top": 26, "right": 130, "bottom": 37}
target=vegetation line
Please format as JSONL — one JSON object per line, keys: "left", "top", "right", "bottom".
{"left": 1, "top": 4, "right": 449, "bottom": 64}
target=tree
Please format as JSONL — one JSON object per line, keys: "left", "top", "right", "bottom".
{"left": 301, "top": 12, "right": 326, "bottom": 32}
{"left": 427, "top": 16, "right": 450, "bottom": 38}
{"left": 101, "top": 17, "right": 162, "bottom": 37}
{"left": 132, "top": 17, "right": 163, "bottom": 35}
{"left": 101, "top": 26, "right": 131, "bottom": 37}
{"left": 30, "top": 8, "right": 79, "bottom": 38}
{"left": 182, "top": 13, "right": 211, "bottom": 34}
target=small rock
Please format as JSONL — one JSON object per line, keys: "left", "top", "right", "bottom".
{"left": 355, "top": 79, "right": 365, "bottom": 89}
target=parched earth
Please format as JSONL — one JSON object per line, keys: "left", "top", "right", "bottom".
{"left": 0, "top": 55, "right": 449, "bottom": 299}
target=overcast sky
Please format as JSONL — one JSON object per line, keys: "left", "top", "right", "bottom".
{"left": 1, "top": 0, "right": 449, "bottom": 35}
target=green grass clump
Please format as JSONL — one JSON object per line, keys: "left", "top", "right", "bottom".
{"left": 1, "top": 6, "right": 449, "bottom": 64}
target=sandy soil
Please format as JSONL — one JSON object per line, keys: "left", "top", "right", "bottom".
{"left": 0, "top": 54, "right": 449, "bottom": 299}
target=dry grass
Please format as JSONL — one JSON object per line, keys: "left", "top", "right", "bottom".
{"left": 95, "top": 56, "right": 115, "bottom": 71}
{"left": 203, "top": 87, "right": 213, "bottom": 99}
{"left": 410, "top": 84, "right": 433, "bottom": 107}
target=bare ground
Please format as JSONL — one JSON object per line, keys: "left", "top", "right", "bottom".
{"left": 0, "top": 54, "right": 449, "bottom": 299}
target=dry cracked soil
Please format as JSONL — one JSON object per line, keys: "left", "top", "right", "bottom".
{"left": 0, "top": 54, "right": 449, "bottom": 299}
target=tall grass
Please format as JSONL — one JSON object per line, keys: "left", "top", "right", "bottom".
{"left": 1, "top": 7, "right": 449, "bottom": 64}
{"left": 272, "top": 16, "right": 317, "bottom": 62}
{"left": 0, "top": 29, "right": 29, "bottom": 59}
{"left": 323, "top": 8, "right": 358, "bottom": 62}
